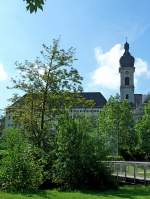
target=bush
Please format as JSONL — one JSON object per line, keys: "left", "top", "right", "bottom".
{"left": 106, "top": 155, "right": 124, "bottom": 161}
{"left": 120, "top": 147, "right": 148, "bottom": 161}
{"left": 0, "top": 128, "right": 43, "bottom": 192}
{"left": 53, "top": 116, "right": 117, "bottom": 190}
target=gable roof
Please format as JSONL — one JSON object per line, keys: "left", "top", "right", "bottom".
{"left": 79, "top": 92, "right": 107, "bottom": 108}
{"left": 6, "top": 92, "right": 107, "bottom": 111}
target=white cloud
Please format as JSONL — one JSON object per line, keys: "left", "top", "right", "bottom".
{"left": 135, "top": 58, "right": 150, "bottom": 77}
{"left": 91, "top": 44, "right": 150, "bottom": 91}
{"left": 0, "top": 63, "right": 7, "bottom": 80}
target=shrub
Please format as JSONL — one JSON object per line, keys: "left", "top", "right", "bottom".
{"left": 0, "top": 128, "right": 43, "bottom": 192}
{"left": 106, "top": 155, "right": 124, "bottom": 161}
{"left": 120, "top": 147, "right": 147, "bottom": 161}
{"left": 53, "top": 116, "right": 117, "bottom": 190}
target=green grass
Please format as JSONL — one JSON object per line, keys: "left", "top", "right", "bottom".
{"left": 0, "top": 185, "right": 150, "bottom": 199}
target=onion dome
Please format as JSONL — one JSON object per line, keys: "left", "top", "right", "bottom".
{"left": 119, "top": 42, "right": 135, "bottom": 67}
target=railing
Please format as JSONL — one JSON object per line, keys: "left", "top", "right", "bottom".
{"left": 104, "top": 161, "right": 150, "bottom": 184}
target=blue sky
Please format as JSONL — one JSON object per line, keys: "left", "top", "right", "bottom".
{"left": 0, "top": 0, "right": 150, "bottom": 112}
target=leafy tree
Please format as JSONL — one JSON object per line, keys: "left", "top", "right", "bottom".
{"left": 8, "top": 39, "right": 91, "bottom": 149}
{"left": 0, "top": 128, "right": 43, "bottom": 191}
{"left": 24, "top": 0, "right": 46, "bottom": 13}
{"left": 53, "top": 115, "right": 115, "bottom": 190}
{"left": 7, "top": 39, "right": 93, "bottom": 187}
{"left": 135, "top": 101, "right": 150, "bottom": 158}
{"left": 98, "top": 96, "right": 135, "bottom": 156}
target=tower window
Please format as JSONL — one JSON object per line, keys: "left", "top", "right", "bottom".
{"left": 125, "top": 77, "right": 129, "bottom": 85}
{"left": 126, "top": 94, "right": 129, "bottom": 99}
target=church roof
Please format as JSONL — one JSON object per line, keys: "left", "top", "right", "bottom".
{"left": 119, "top": 42, "right": 135, "bottom": 68}
{"left": 79, "top": 92, "right": 107, "bottom": 108}
{"left": 6, "top": 92, "right": 107, "bottom": 110}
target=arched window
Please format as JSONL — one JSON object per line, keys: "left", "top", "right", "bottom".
{"left": 126, "top": 94, "right": 129, "bottom": 99}
{"left": 125, "top": 77, "right": 129, "bottom": 85}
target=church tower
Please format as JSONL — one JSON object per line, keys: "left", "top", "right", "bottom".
{"left": 119, "top": 42, "right": 135, "bottom": 104}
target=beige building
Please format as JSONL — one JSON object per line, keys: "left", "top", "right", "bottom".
{"left": 5, "top": 92, "right": 107, "bottom": 128}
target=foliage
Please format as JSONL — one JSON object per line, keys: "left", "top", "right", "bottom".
{"left": 120, "top": 147, "right": 146, "bottom": 161}
{"left": 24, "top": 0, "right": 46, "bottom": 13}
{"left": 7, "top": 39, "right": 93, "bottom": 189}
{"left": 98, "top": 96, "right": 135, "bottom": 156}
{"left": 106, "top": 155, "right": 124, "bottom": 161}
{"left": 53, "top": 115, "right": 116, "bottom": 190}
{"left": 135, "top": 101, "right": 150, "bottom": 159}
{"left": 0, "top": 128, "right": 43, "bottom": 191}
{"left": 8, "top": 39, "right": 92, "bottom": 149}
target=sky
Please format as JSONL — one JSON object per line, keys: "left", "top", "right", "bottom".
{"left": 1, "top": 0, "right": 150, "bottom": 113}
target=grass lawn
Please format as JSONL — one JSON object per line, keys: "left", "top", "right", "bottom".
{"left": 0, "top": 185, "right": 150, "bottom": 199}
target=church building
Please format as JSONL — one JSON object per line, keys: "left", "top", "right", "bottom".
{"left": 119, "top": 41, "right": 135, "bottom": 104}
{"left": 119, "top": 41, "right": 150, "bottom": 120}
{"left": 4, "top": 41, "right": 150, "bottom": 128}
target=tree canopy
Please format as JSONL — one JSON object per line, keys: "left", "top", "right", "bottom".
{"left": 135, "top": 101, "right": 150, "bottom": 157}
{"left": 24, "top": 0, "right": 46, "bottom": 13}
{"left": 8, "top": 39, "right": 92, "bottom": 149}
{"left": 98, "top": 96, "right": 135, "bottom": 156}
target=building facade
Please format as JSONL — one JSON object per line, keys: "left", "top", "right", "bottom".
{"left": 119, "top": 41, "right": 150, "bottom": 121}
{"left": 119, "top": 42, "right": 135, "bottom": 104}
{"left": 4, "top": 41, "right": 150, "bottom": 128}
{"left": 5, "top": 92, "right": 107, "bottom": 128}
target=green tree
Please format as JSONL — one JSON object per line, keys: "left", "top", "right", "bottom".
{"left": 98, "top": 96, "right": 135, "bottom": 156}
{"left": 24, "top": 0, "right": 46, "bottom": 13}
{"left": 0, "top": 128, "right": 43, "bottom": 191}
{"left": 8, "top": 39, "right": 90, "bottom": 149}
{"left": 135, "top": 101, "right": 150, "bottom": 157}
{"left": 8, "top": 39, "right": 93, "bottom": 186}
{"left": 53, "top": 115, "right": 115, "bottom": 190}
